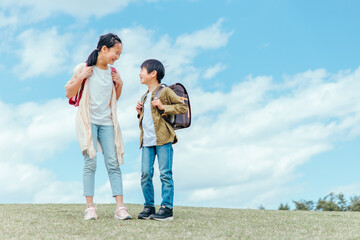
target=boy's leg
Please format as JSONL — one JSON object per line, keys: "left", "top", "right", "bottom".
{"left": 97, "top": 125, "right": 123, "bottom": 199}
{"left": 156, "top": 142, "right": 174, "bottom": 209}
{"left": 83, "top": 123, "right": 99, "bottom": 198}
{"left": 141, "top": 146, "right": 156, "bottom": 207}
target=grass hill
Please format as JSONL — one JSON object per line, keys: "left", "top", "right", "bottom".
{"left": 1, "top": 204, "right": 360, "bottom": 239}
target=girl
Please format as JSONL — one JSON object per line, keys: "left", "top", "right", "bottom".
{"left": 65, "top": 33, "right": 131, "bottom": 220}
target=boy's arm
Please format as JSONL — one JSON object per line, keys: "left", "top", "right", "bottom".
{"left": 162, "top": 88, "right": 188, "bottom": 115}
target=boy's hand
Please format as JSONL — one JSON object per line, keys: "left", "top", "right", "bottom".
{"left": 136, "top": 101, "right": 143, "bottom": 115}
{"left": 151, "top": 98, "right": 164, "bottom": 110}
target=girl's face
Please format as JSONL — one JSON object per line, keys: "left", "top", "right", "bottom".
{"left": 102, "top": 42, "right": 122, "bottom": 65}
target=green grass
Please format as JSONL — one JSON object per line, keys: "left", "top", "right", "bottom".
{"left": 1, "top": 204, "right": 360, "bottom": 239}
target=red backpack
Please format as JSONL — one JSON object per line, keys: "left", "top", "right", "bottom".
{"left": 69, "top": 67, "right": 117, "bottom": 107}
{"left": 153, "top": 83, "right": 191, "bottom": 130}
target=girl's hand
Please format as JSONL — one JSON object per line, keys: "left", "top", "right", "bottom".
{"left": 151, "top": 98, "right": 165, "bottom": 110}
{"left": 136, "top": 101, "right": 143, "bottom": 115}
{"left": 79, "top": 66, "right": 93, "bottom": 80}
{"left": 112, "top": 71, "right": 123, "bottom": 89}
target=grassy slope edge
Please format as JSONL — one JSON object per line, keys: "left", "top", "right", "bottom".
{"left": 1, "top": 204, "right": 360, "bottom": 239}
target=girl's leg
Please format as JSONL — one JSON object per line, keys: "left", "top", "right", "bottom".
{"left": 83, "top": 123, "right": 99, "bottom": 207}
{"left": 114, "top": 195, "right": 123, "bottom": 208}
{"left": 98, "top": 125, "right": 131, "bottom": 219}
{"left": 97, "top": 125, "right": 123, "bottom": 205}
{"left": 86, "top": 196, "right": 95, "bottom": 207}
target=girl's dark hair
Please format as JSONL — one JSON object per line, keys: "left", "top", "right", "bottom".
{"left": 86, "top": 33, "right": 122, "bottom": 66}
{"left": 141, "top": 59, "right": 165, "bottom": 83}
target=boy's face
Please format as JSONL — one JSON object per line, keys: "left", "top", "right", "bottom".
{"left": 139, "top": 67, "right": 157, "bottom": 85}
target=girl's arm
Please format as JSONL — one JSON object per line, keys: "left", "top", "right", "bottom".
{"left": 115, "top": 84, "right": 123, "bottom": 100}
{"left": 112, "top": 71, "right": 123, "bottom": 100}
{"left": 65, "top": 75, "right": 84, "bottom": 98}
{"left": 65, "top": 66, "right": 93, "bottom": 98}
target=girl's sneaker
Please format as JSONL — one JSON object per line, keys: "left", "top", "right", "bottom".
{"left": 84, "top": 206, "right": 98, "bottom": 220}
{"left": 114, "top": 205, "right": 132, "bottom": 220}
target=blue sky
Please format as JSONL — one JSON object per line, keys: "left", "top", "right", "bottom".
{"left": 0, "top": 0, "right": 359, "bottom": 209}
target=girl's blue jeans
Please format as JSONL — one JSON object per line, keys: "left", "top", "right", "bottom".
{"left": 83, "top": 123, "right": 123, "bottom": 197}
{"left": 141, "top": 142, "right": 174, "bottom": 209}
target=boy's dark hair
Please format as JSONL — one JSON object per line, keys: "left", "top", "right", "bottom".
{"left": 141, "top": 59, "right": 165, "bottom": 83}
{"left": 86, "top": 33, "right": 122, "bottom": 66}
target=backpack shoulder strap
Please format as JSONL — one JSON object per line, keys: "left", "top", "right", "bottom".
{"left": 141, "top": 91, "right": 149, "bottom": 103}
{"left": 142, "top": 83, "right": 167, "bottom": 104}
{"left": 110, "top": 67, "right": 117, "bottom": 86}
{"left": 153, "top": 83, "right": 167, "bottom": 100}
{"left": 153, "top": 84, "right": 172, "bottom": 122}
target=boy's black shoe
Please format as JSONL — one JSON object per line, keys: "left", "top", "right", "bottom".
{"left": 138, "top": 206, "right": 156, "bottom": 219}
{"left": 149, "top": 205, "right": 173, "bottom": 221}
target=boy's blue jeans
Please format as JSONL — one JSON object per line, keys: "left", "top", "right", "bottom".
{"left": 83, "top": 123, "right": 123, "bottom": 197}
{"left": 141, "top": 142, "right": 174, "bottom": 209}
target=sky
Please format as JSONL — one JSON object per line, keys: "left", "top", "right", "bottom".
{"left": 0, "top": 0, "right": 359, "bottom": 210}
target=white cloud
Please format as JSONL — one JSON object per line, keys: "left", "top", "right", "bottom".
{"left": 0, "top": 11, "right": 18, "bottom": 27}
{"left": 0, "top": 99, "right": 77, "bottom": 163}
{"left": 186, "top": 181, "right": 292, "bottom": 209}
{"left": 14, "top": 28, "right": 72, "bottom": 79}
{"left": 0, "top": 99, "right": 78, "bottom": 202}
{"left": 0, "top": 0, "right": 157, "bottom": 27}
{"left": 203, "top": 63, "right": 226, "bottom": 79}
{"left": 33, "top": 181, "right": 83, "bottom": 203}
{"left": 12, "top": 18, "right": 231, "bottom": 83}
{"left": 0, "top": 162, "right": 55, "bottom": 203}
{"left": 175, "top": 18, "right": 233, "bottom": 50}
{"left": 330, "top": 182, "right": 360, "bottom": 198}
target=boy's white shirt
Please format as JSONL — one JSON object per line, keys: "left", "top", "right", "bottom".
{"left": 142, "top": 91, "right": 157, "bottom": 147}
{"left": 65, "top": 63, "right": 125, "bottom": 164}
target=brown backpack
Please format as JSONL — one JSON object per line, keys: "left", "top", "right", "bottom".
{"left": 154, "top": 83, "right": 191, "bottom": 130}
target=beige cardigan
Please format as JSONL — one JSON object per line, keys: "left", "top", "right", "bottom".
{"left": 66, "top": 63, "right": 124, "bottom": 165}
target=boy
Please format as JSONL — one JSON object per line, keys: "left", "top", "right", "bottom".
{"left": 135, "top": 59, "right": 187, "bottom": 221}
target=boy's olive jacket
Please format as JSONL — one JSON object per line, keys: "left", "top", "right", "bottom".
{"left": 138, "top": 84, "right": 187, "bottom": 148}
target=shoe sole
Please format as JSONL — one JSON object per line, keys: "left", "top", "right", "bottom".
{"left": 114, "top": 215, "right": 132, "bottom": 220}
{"left": 138, "top": 216, "right": 151, "bottom": 220}
{"left": 151, "top": 216, "right": 174, "bottom": 221}
{"left": 84, "top": 217, "right": 97, "bottom": 220}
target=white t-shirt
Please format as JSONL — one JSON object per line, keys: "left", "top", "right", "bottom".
{"left": 142, "top": 91, "right": 157, "bottom": 147}
{"left": 88, "top": 66, "right": 113, "bottom": 125}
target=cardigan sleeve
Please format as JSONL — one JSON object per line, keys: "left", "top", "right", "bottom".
{"left": 65, "top": 63, "right": 86, "bottom": 88}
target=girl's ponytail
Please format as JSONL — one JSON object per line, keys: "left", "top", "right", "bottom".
{"left": 86, "top": 49, "right": 99, "bottom": 66}
{"left": 86, "top": 33, "right": 122, "bottom": 66}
